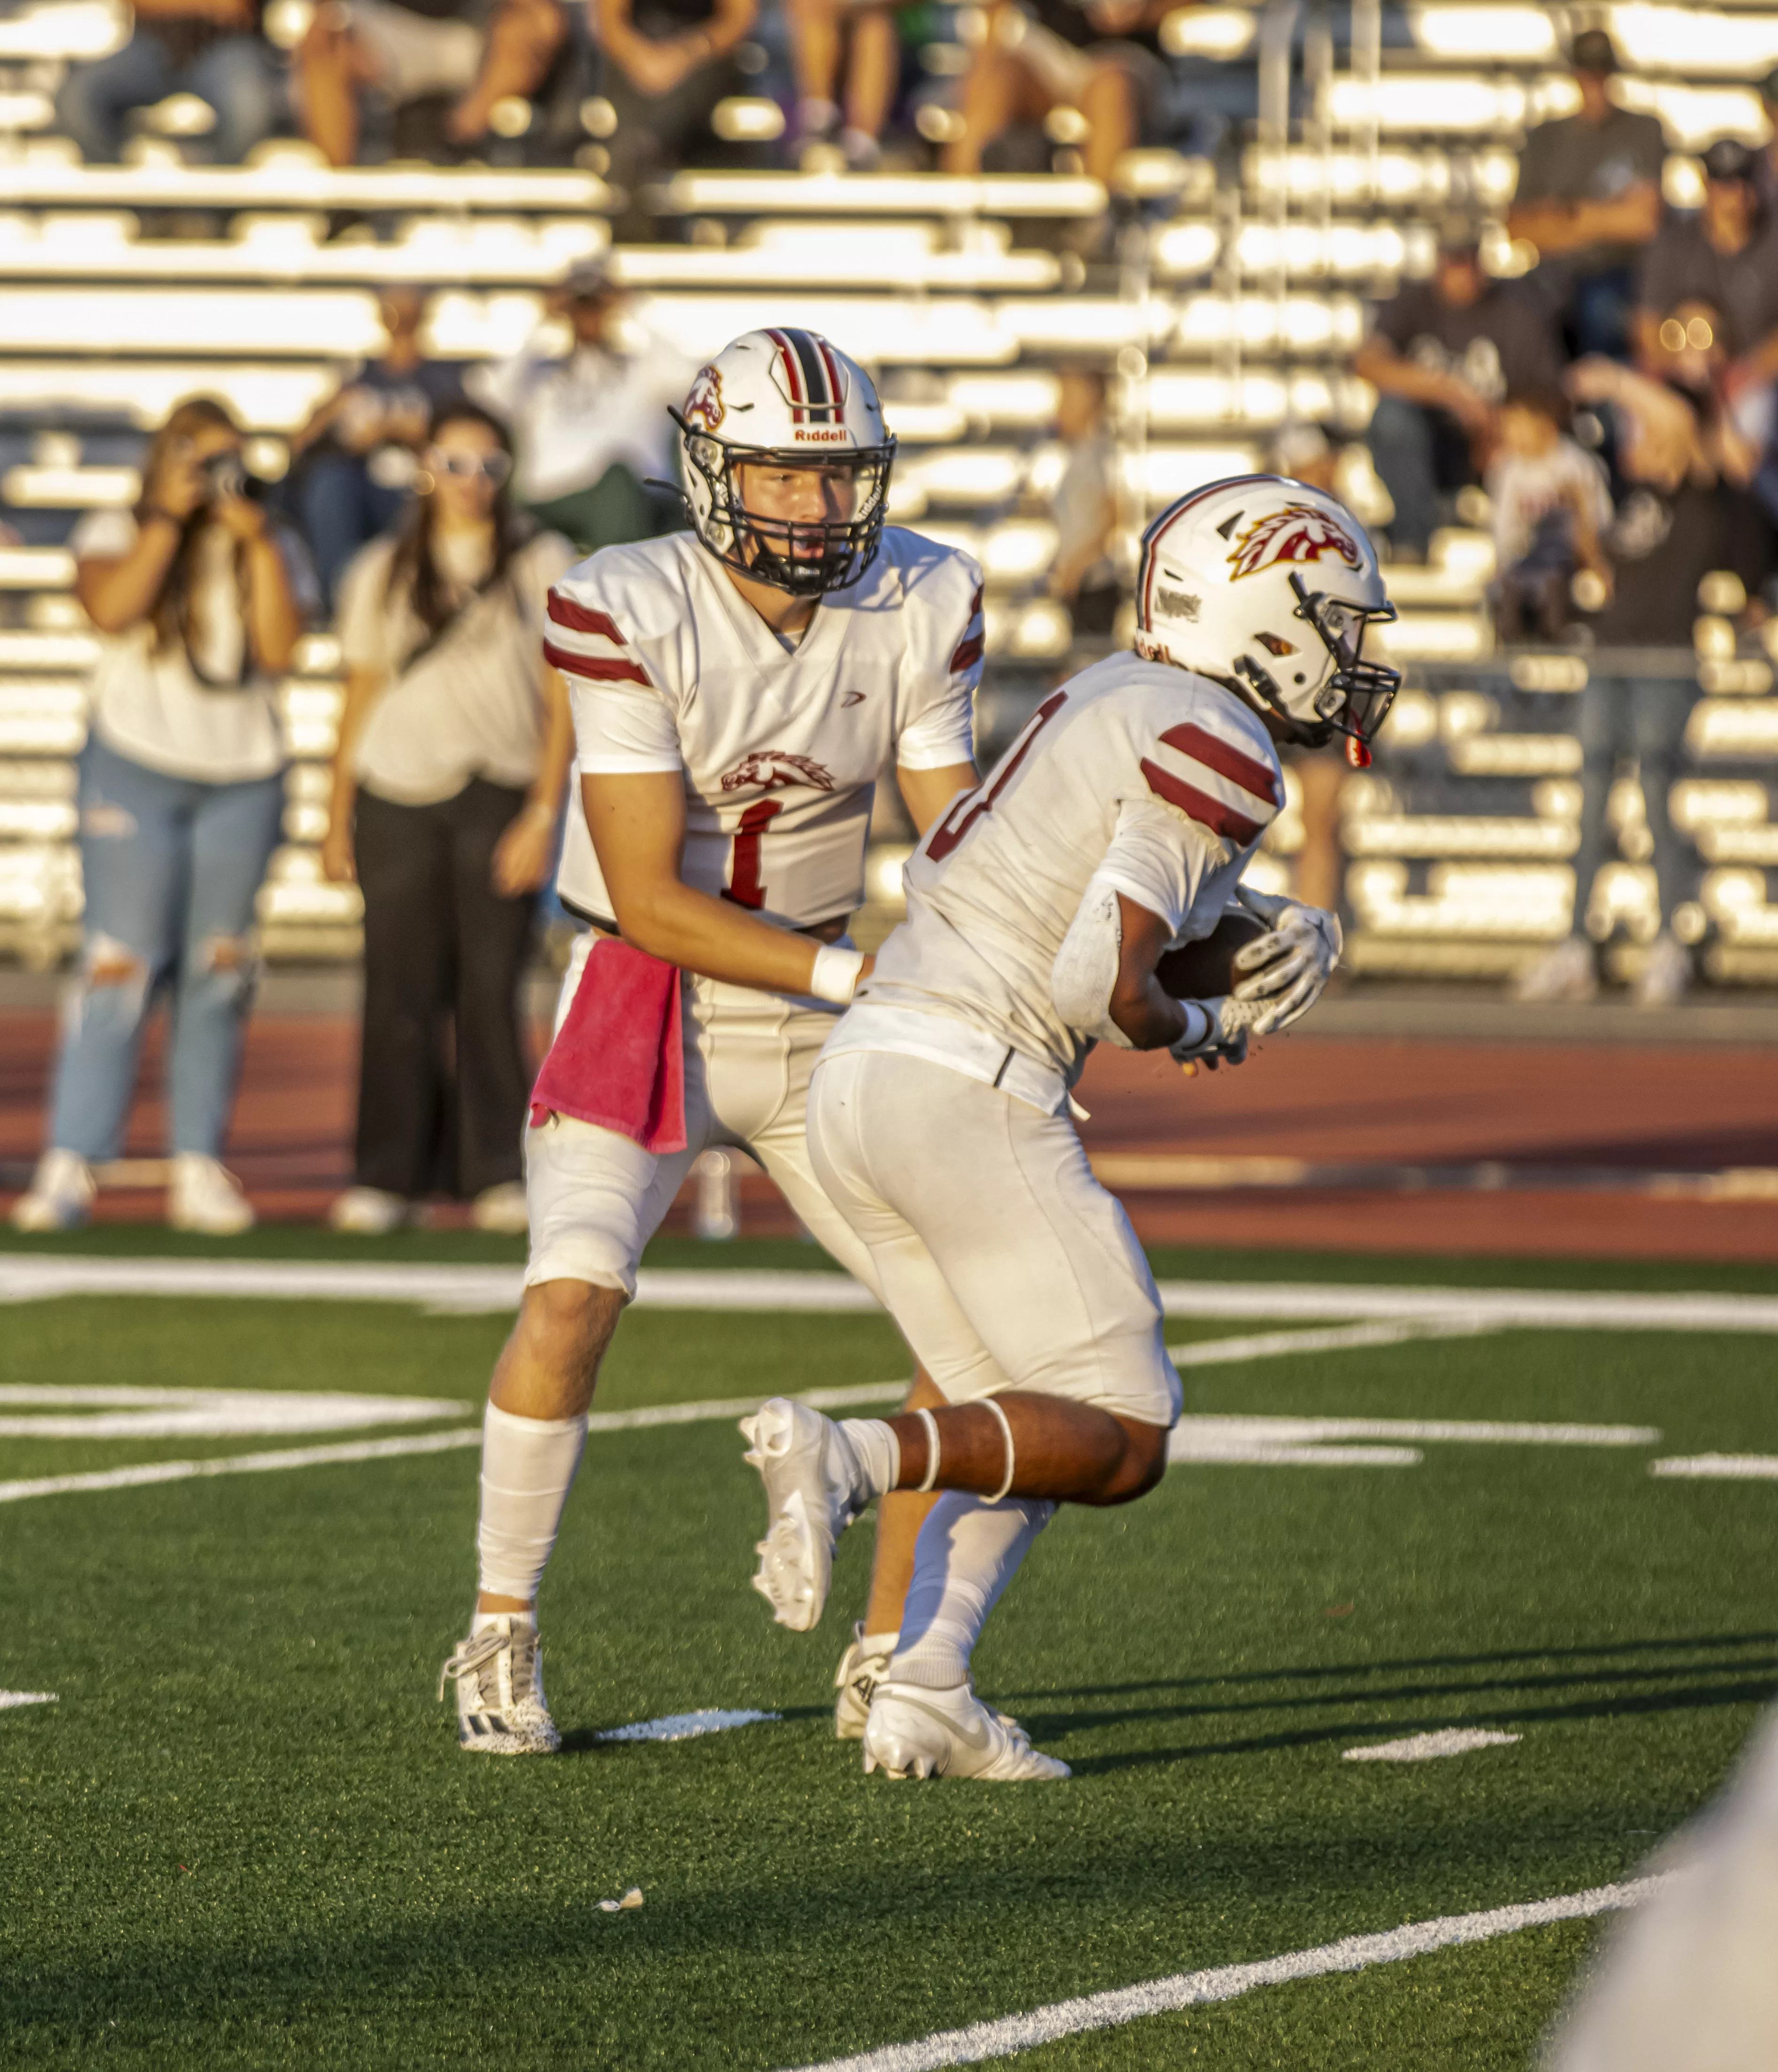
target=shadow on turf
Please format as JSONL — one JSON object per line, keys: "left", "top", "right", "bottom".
{"left": 1006, "top": 1633, "right": 1778, "bottom": 1775}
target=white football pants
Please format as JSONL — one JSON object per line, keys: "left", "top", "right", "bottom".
{"left": 525, "top": 944, "right": 881, "bottom": 1299}
{"left": 807, "top": 1048, "right": 1181, "bottom": 1427}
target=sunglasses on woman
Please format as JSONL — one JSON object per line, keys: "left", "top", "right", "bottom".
{"left": 429, "top": 449, "right": 513, "bottom": 485}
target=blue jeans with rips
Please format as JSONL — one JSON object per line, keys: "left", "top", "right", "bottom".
{"left": 1572, "top": 677, "right": 1696, "bottom": 932}
{"left": 55, "top": 30, "right": 282, "bottom": 164}
{"left": 45, "top": 735, "right": 286, "bottom": 1162}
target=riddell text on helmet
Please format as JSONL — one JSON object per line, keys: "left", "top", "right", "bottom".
{"left": 791, "top": 428, "right": 851, "bottom": 443}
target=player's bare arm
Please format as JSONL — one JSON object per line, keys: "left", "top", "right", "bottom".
{"left": 582, "top": 767, "right": 858, "bottom": 994}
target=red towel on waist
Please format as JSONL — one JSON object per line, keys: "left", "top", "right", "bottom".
{"left": 528, "top": 936, "right": 687, "bottom": 1154}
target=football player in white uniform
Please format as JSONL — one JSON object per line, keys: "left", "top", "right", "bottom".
{"left": 741, "top": 476, "right": 1398, "bottom": 1780}
{"left": 439, "top": 329, "right": 981, "bottom": 1752}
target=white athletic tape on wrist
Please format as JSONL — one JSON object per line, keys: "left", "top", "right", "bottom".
{"left": 982, "top": 1396, "right": 1016, "bottom": 1504}
{"left": 809, "top": 943, "right": 866, "bottom": 1005}
{"left": 914, "top": 1406, "right": 941, "bottom": 1491}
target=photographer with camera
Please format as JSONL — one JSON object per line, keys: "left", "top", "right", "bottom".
{"left": 11, "top": 397, "right": 314, "bottom": 1236}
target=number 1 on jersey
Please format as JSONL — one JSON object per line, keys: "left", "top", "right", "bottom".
{"left": 723, "top": 799, "right": 783, "bottom": 909}
{"left": 925, "top": 689, "right": 1067, "bottom": 864}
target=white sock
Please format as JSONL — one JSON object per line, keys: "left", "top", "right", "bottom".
{"left": 838, "top": 1416, "right": 899, "bottom": 1498}
{"left": 889, "top": 1493, "right": 1055, "bottom": 1690}
{"left": 475, "top": 1400, "right": 589, "bottom": 1604}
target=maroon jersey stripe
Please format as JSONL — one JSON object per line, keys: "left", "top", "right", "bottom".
{"left": 1140, "top": 757, "right": 1265, "bottom": 846}
{"left": 547, "top": 594, "right": 629, "bottom": 645}
{"left": 542, "top": 640, "right": 652, "bottom": 687}
{"left": 948, "top": 632, "right": 985, "bottom": 674}
{"left": 1157, "top": 722, "right": 1281, "bottom": 806}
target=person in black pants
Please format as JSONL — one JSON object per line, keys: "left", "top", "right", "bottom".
{"left": 323, "top": 400, "right": 576, "bottom": 1231}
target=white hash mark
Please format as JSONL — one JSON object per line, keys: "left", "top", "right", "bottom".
{"left": 596, "top": 1708, "right": 780, "bottom": 1743}
{"left": 0, "top": 1690, "right": 58, "bottom": 1709}
{"left": 1342, "top": 1728, "right": 1523, "bottom": 1763}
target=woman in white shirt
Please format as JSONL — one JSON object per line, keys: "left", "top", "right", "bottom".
{"left": 12, "top": 395, "right": 309, "bottom": 1235}
{"left": 323, "top": 401, "right": 575, "bottom": 1233}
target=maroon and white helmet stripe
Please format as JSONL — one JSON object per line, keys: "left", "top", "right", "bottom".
{"left": 764, "top": 327, "right": 846, "bottom": 425}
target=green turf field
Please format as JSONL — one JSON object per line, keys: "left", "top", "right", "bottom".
{"left": 3, "top": 1238, "right": 1775, "bottom": 2069}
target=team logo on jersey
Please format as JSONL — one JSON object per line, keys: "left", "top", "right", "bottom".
{"left": 1226, "top": 504, "right": 1363, "bottom": 582}
{"left": 720, "top": 750, "right": 835, "bottom": 794}
{"left": 683, "top": 365, "right": 725, "bottom": 433}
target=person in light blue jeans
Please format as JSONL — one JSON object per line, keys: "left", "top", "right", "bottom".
{"left": 12, "top": 395, "right": 309, "bottom": 1235}
{"left": 51, "top": 736, "right": 285, "bottom": 1170}
{"left": 55, "top": 0, "right": 283, "bottom": 165}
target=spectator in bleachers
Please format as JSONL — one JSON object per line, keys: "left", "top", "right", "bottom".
{"left": 1516, "top": 360, "right": 1774, "bottom": 1007}
{"left": 10, "top": 398, "right": 312, "bottom": 1236}
{"left": 469, "top": 255, "right": 690, "bottom": 553}
{"left": 786, "top": 0, "right": 897, "bottom": 168}
{"left": 297, "top": 0, "right": 566, "bottom": 165}
{"left": 1046, "top": 366, "right": 1119, "bottom": 636}
{"left": 1486, "top": 387, "right": 1612, "bottom": 646}
{"left": 287, "top": 285, "right": 463, "bottom": 612}
{"left": 321, "top": 401, "right": 575, "bottom": 1235}
{"left": 943, "top": 0, "right": 1170, "bottom": 192}
{"left": 55, "top": 0, "right": 283, "bottom": 165}
{"left": 592, "top": 0, "right": 757, "bottom": 216}
{"left": 1505, "top": 28, "right": 1664, "bottom": 362}
{"left": 1352, "top": 218, "right": 1563, "bottom": 563}
{"left": 1632, "top": 141, "right": 1778, "bottom": 413}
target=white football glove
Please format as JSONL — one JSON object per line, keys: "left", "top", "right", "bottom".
{"left": 1169, "top": 991, "right": 1263, "bottom": 1070}
{"left": 1229, "top": 903, "right": 1342, "bottom": 1035}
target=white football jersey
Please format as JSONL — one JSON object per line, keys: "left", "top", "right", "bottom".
{"left": 857, "top": 651, "right": 1284, "bottom": 1081}
{"left": 546, "top": 528, "right": 983, "bottom": 931}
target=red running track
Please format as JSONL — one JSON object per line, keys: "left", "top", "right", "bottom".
{"left": 3, "top": 1009, "right": 1778, "bottom": 1261}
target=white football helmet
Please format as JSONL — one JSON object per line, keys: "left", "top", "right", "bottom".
{"left": 672, "top": 328, "right": 896, "bottom": 597}
{"left": 1134, "top": 475, "right": 1399, "bottom": 758}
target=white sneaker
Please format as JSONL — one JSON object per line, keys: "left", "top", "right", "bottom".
{"left": 863, "top": 1678, "right": 1071, "bottom": 1782}
{"left": 10, "top": 1148, "right": 96, "bottom": 1231}
{"left": 1636, "top": 931, "right": 1692, "bottom": 1009}
{"left": 1512, "top": 934, "right": 1598, "bottom": 1003}
{"left": 470, "top": 1181, "right": 529, "bottom": 1234}
{"left": 834, "top": 1623, "right": 898, "bottom": 1741}
{"left": 438, "top": 1615, "right": 560, "bottom": 1754}
{"left": 168, "top": 1154, "right": 254, "bottom": 1234}
{"left": 739, "top": 1398, "right": 871, "bottom": 1632}
{"left": 328, "top": 1185, "right": 407, "bottom": 1235}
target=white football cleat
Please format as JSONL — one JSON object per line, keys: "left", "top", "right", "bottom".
{"left": 168, "top": 1154, "right": 254, "bottom": 1234}
{"left": 10, "top": 1148, "right": 96, "bottom": 1231}
{"left": 1636, "top": 931, "right": 1692, "bottom": 1009}
{"left": 833, "top": 1623, "right": 898, "bottom": 1741}
{"left": 438, "top": 1615, "right": 560, "bottom": 1755}
{"left": 329, "top": 1185, "right": 407, "bottom": 1235}
{"left": 739, "top": 1398, "right": 871, "bottom": 1632}
{"left": 1512, "top": 934, "right": 1597, "bottom": 1003}
{"left": 862, "top": 1678, "right": 1070, "bottom": 1782}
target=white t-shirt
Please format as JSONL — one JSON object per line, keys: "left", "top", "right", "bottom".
{"left": 1486, "top": 437, "right": 1612, "bottom": 569}
{"left": 546, "top": 527, "right": 983, "bottom": 931}
{"left": 71, "top": 507, "right": 314, "bottom": 783}
{"left": 469, "top": 331, "right": 695, "bottom": 505}
{"left": 337, "top": 527, "right": 576, "bottom": 805}
{"left": 835, "top": 652, "right": 1283, "bottom": 1089}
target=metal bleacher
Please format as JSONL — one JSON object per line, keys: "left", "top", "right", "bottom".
{"left": 1, "top": 0, "right": 1777, "bottom": 983}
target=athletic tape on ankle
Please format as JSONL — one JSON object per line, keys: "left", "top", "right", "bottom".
{"left": 982, "top": 1397, "right": 1015, "bottom": 1505}
{"left": 914, "top": 1407, "right": 941, "bottom": 1492}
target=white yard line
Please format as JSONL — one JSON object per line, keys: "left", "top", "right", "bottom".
{"left": 0, "top": 1690, "right": 57, "bottom": 1710}
{"left": 0, "top": 1384, "right": 912, "bottom": 1506}
{"left": 1168, "top": 1319, "right": 1495, "bottom": 1365}
{"left": 1343, "top": 1729, "right": 1522, "bottom": 1762}
{"left": 782, "top": 1878, "right": 1663, "bottom": 2072}
{"left": 1649, "top": 1454, "right": 1778, "bottom": 1480}
{"left": 6, "top": 1258, "right": 1778, "bottom": 1336}
{"left": 0, "top": 1385, "right": 470, "bottom": 1440}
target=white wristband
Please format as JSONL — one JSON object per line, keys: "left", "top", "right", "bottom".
{"left": 809, "top": 943, "right": 865, "bottom": 1005}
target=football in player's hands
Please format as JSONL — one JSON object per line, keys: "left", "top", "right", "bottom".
{"left": 1154, "top": 911, "right": 1276, "bottom": 1003}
